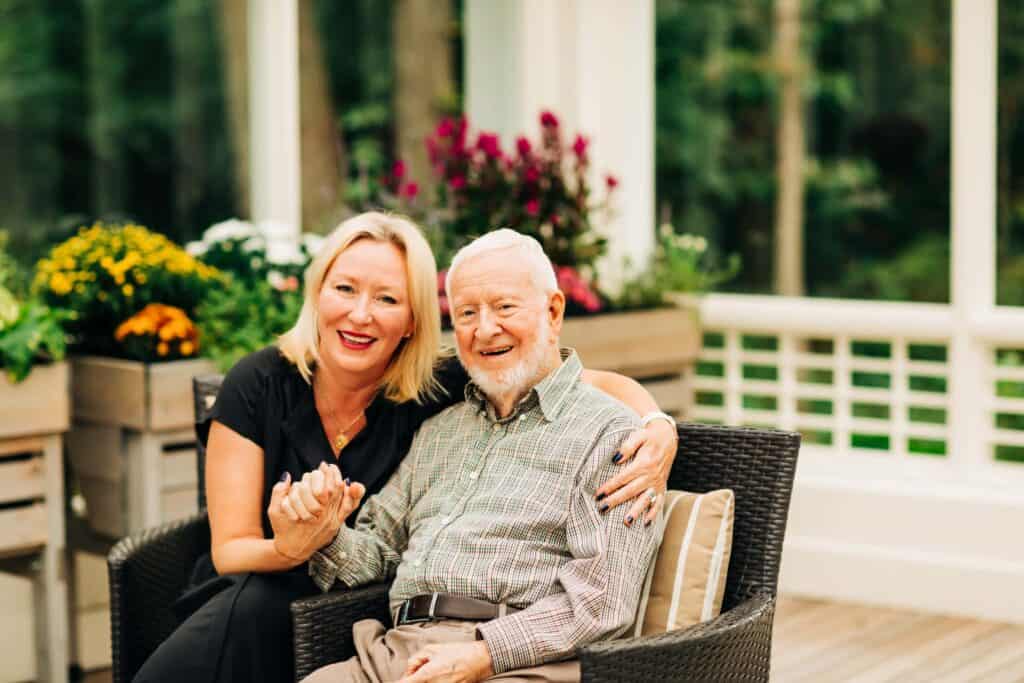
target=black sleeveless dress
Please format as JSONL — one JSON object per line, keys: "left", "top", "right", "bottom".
{"left": 132, "top": 346, "right": 467, "bottom": 683}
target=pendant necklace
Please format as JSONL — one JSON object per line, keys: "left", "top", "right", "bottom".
{"left": 317, "top": 374, "right": 367, "bottom": 453}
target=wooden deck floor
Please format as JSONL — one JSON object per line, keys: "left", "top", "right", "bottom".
{"left": 772, "top": 596, "right": 1024, "bottom": 682}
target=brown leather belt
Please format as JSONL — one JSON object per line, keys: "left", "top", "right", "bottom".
{"left": 394, "top": 593, "right": 520, "bottom": 626}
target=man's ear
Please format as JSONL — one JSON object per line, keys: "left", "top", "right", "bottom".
{"left": 547, "top": 290, "right": 566, "bottom": 338}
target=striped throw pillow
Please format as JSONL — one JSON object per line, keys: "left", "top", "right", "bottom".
{"left": 633, "top": 489, "right": 735, "bottom": 635}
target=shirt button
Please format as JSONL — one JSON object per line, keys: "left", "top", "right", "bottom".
{"left": 338, "top": 552, "right": 347, "bottom": 560}
{"left": 469, "top": 471, "right": 479, "bottom": 480}
{"left": 492, "top": 423, "right": 501, "bottom": 431}
{"left": 518, "top": 415, "right": 526, "bottom": 421}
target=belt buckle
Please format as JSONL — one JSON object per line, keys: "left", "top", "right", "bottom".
{"left": 399, "top": 594, "right": 437, "bottom": 625}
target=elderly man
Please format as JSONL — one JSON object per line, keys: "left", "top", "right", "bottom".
{"left": 300, "top": 230, "right": 661, "bottom": 682}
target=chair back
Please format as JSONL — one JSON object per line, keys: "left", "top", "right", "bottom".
{"left": 669, "top": 423, "right": 799, "bottom": 611}
{"left": 192, "top": 374, "right": 224, "bottom": 509}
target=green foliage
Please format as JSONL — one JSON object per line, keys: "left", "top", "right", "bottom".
{"left": 195, "top": 277, "right": 304, "bottom": 373}
{"left": 0, "top": 296, "right": 70, "bottom": 383}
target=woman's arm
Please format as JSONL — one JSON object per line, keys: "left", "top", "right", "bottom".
{"left": 580, "top": 369, "right": 679, "bottom": 525}
{"left": 206, "top": 421, "right": 303, "bottom": 574}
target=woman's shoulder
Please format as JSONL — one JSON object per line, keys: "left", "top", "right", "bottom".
{"left": 221, "top": 346, "right": 300, "bottom": 393}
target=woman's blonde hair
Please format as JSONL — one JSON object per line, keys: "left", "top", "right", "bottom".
{"left": 277, "top": 211, "right": 442, "bottom": 403}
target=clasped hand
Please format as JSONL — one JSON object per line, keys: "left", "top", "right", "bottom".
{"left": 267, "top": 462, "right": 365, "bottom": 564}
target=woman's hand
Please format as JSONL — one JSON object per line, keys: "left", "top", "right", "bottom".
{"left": 268, "top": 463, "right": 364, "bottom": 564}
{"left": 595, "top": 418, "right": 678, "bottom": 526}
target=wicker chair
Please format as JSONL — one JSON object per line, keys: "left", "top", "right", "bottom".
{"left": 109, "top": 375, "right": 799, "bottom": 682}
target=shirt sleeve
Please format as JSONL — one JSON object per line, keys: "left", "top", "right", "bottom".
{"left": 200, "top": 348, "right": 272, "bottom": 447}
{"left": 475, "top": 415, "right": 660, "bottom": 673}
{"left": 308, "top": 419, "right": 427, "bottom": 592}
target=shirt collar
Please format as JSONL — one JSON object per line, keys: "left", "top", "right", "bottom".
{"left": 463, "top": 347, "right": 581, "bottom": 422}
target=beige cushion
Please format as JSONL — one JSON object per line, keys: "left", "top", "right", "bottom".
{"left": 633, "top": 489, "right": 735, "bottom": 635}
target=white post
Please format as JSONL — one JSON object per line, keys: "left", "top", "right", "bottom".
{"left": 948, "top": 0, "right": 997, "bottom": 475}
{"left": 465, "top": 0, "right": 655, "bottom": 287}
{"left": 248, "top": 0, "right": 301, "bottom": 247}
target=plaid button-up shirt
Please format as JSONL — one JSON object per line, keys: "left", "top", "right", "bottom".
{"left": 309, "top": 350, "right": 659, "bottom": 673}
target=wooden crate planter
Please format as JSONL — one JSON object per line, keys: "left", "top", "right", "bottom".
{"left": 0, "top": 362, "right": 70, "bottom": 682}
{"left": 443, "top": 306, "right": 701, "bottom": 417}
{"left": 68, "top": 356, "right": 214, "bottom": 537}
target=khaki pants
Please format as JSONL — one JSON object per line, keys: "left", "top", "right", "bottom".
{"left": 301, "top": 619, "right": 581, "bottom": 683}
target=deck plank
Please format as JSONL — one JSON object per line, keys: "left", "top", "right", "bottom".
{"left": 771, "top": 596, "right": 1024, "bottom": 683}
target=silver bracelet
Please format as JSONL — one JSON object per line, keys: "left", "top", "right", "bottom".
{"left": 640, "top": 410, "right": 676, "bottom": 429}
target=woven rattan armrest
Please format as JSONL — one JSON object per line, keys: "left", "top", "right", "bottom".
{"left": 107, "top": 513, "right": 211, "bottom": 683}
{"left": 578, "top": 592, "right": 776, "bottom": 682}
{"left": 291, "top": 581, "right": 393, "bottom": 681}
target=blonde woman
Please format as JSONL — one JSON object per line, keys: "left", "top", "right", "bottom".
{"left": 133, "top": 212, "right": 678, "bottom": 683}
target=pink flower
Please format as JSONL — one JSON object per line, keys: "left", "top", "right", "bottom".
{"left": 516, "top": 136, "right": 532, "bottom": 157}
{"left": 449, "top": 175, "right": 466, "bottom": 190}
{"left": 525, "top": 199, "right": 540, "bottom": 216}
{"left": 401, "top": 182, "right": 419, "bottom": 199}
{"left": 476, "top": 132, "right": 502, "bottom": 159}
{"left": 436, "top": 118, "right": 455, "bottom": 138}
{"left": 605, "top": 174, "right": 619, "bottom": 190}
{"left": 524, "top": 166, "right": 540, "bottom": 183}
{"left": 392, "top": 160, "right": 406, "bottom": 180}
{"left": 540, "top": 111, "right": 559, "bottom": 128}
{"left": 572, "top": 134, "right": 589, "bottom": 159}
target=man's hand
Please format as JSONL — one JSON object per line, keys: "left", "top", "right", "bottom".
{"left": 267, "top": 463, "right": 365, "bottom": 564}
{"left": 399, "top": 641, "right": 494, "bottom": 683}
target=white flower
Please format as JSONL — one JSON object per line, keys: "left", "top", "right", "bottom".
{"left": 241, "top": 236, "right": 266, "bottom": 253}
{"left": 677, "top": 234, "right": 696, "bottom": 250}
{"left": 203, "top": 218, "right": 257, "bottom": 244}
{"left": 267, "top": 240, "right": 306, "bottom": 266}
{"left": 185, "top": 240, "right": 208, "bottom": 257}
{"left": 301, "top": 232, "right": 325, "bottom": 256}
{"left": 694, "top": 236, "right": 708, "bottom": 253}
{"left": 659, "top": 222, "right": 674, "bottom": 239}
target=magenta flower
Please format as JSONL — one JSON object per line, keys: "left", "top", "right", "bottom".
{"left": 540, "top": 111, "right": 559, "bottom": 128}
{"left": 436, "top": 118, "right": 455, "bottom": 138}
{"left": 516, "top": 136, "right": 532, "bottom": 157}
{"left": 401, "top": 182, "right": 419, "bottom": 199}
{"left": 392, "top": 160, "right": 407, "bottom": 180}
{"left": 524, "top": 165, "right": 540, "bottom": 183}
{"left": 476, "top": 132, "right": 502, "bottom": 159}
{"left": 572, "top": 134, "right": 589, "bottom": 160}
{"left": 525, "top": 199, "right": 540, "bottom": 216}
{"left": 605, "top": 174, "right": 619, "bottom": 190}
{"left": 449, "top": 175, "right": 466, "bottom": 190}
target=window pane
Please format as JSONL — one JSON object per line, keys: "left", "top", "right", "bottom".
{"left": 655, "top": 0, "right": 951, "bottom": 301}
{"left": 998, "top": 0, "right": 1024, "bottom": 307}
{"left": 0, "top": 0, "right": 242, "bottom": 263}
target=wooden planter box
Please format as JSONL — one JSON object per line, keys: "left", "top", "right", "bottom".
{"left": 443, "top": 306, "right": 701, "bottom": 417}
{"left": 68, "top": 356, "right": 215, "bottom": 538}
{"left": 0, "top": 362, "right": 70, "bottom": 681}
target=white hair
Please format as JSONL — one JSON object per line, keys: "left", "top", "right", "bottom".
{"left": 445, "top": 229, "right": 557, "bottom": 299}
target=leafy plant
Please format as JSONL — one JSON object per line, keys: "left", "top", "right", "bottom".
{"left": 195, "top": 276, "right": 304, "bottom": 372}
{"left": 616, "top": 225, "right": 740, "bottom": 310}
{"left": 0, "top": 295, "right": 70, "bottom": 383}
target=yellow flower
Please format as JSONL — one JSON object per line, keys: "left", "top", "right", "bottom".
{"left": 157, "top": 342, "right": 169, "bottom": 356}
{"left": 122, "top": 284, "right": 134, "bottom": 297}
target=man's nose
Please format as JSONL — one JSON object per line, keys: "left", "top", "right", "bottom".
{"left": 475, "top": 307, "right": 500, "bottom": 339}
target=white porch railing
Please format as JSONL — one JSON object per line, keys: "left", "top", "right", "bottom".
{"left": 693, "top": 293, "right": 1024, "bottom": 623}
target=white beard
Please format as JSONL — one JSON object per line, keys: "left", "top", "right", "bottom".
{"left": 459, "top": 323, "right": 554, "bottom": 408}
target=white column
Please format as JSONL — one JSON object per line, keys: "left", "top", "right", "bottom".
{"left": 948, "top": 0, "right": 997, "bottom": 473}
{"left": 465, "top": 0, "right": 655, "bottom": 288}
{"left": 248, "top": 0, "right": 302, "bottom": 248}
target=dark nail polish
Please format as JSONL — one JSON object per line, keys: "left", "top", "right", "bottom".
{"left": 279, "top": 472, "right": 289, "bottom": 483}
{"left": 344, "top": 477, "right": 351, "bottom": 485}
{"left": 644, "top": 519, "right": 652, "bottom": 527}
{"left": 625, "top": 515, "right": 634, "bottom": 525}
{"left": 596, "top": 492, "right": 606, "bottom": 502}
{"left": 599, "top": 503, "right": 609, "bottom": 513}
{"left": 611, "top": 452, "right": 622, "bottom": 464}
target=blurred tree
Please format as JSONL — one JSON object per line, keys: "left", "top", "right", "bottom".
{"left": 393, "top": 0, "right": 455, "bottom": 190}
{"left": 217, "top": 0, "right": 249, "bottom": 217}
{"left": 774, "top": 0, "right": 806, "bottom": 296}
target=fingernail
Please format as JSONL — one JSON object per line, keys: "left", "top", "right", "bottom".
{"left": 344, "top": 477, "right": 351, "bottom": 485}
{"left": 279, "top": 472, "right": 289, "bottom": 483}
{"left": 599, "top": 503, "right": 609, "bottom": 513}
{"left": 595, "top": 492, "right": 606, "bottom": 502}
{"left": 625, "top": 515, "right": 634, "bottom": 526}
{"left": 611, "top": 452, "right": 622, "bottom": 464}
